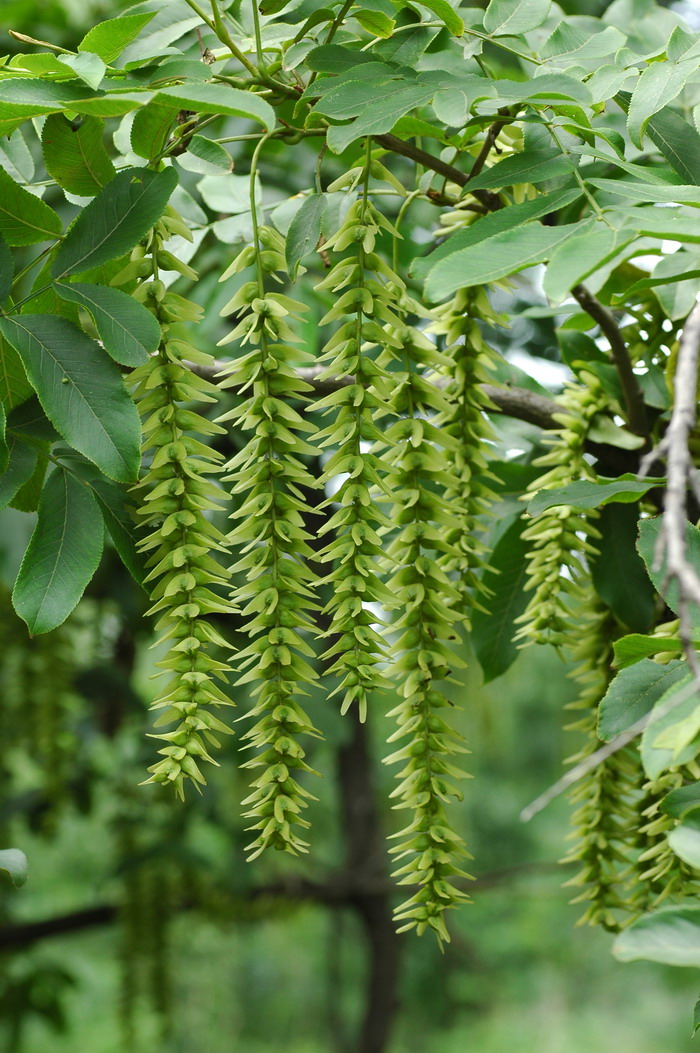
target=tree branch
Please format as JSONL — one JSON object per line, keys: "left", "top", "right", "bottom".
{"left": 572, "top": 284, "right": 648, "bottom": 438}
{"left": 374, "top": 133, "right": 503, "bottom": 211}
{"left": 192, "top": 360, "right": 561, "bottom": 429}
{"left": 640, "top": 297, "right": 700, "bottom": 670}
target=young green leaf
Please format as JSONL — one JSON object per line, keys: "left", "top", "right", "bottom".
{"left": 42, "top": 114, "right": 116, "bottom": 197}
{"left": 597, "top": 659, "right": 688, "bottom": 741}
{"left": 0, "top": 315, "right": 142, "bottom": 483}
{"left": 660, "top": 782, "right": 700, "bottom": 820}
{"left": 638, "top": 517, "right": 700, "bottom": 630}
{"left": 613, "top": 634, "right": 687, "bottom": 669}
{"left": 613, "top": 906, "right": 700, "bottom": 967}
{"left": 155, "top": 85, "right": 276, "bottom": 130}
{"left": 641, "top": 676, "right": 698, "bottom": 779}
{"left": 52, "top": 167, "right": 178, "bottom": 279}
{"left": 12, "top": 466, "right": 104, "bottom": 634}
{"left": 526, "top": 475, "right": 664, "bottom": 517}
{"left": 0, "top": 166, "right": 62, "bottom": 246}
{"left": 407, "top": 0, "right": 464, "bottom": 35}
{"left": 78, "top": 11, "right": 157, "bottom": 63}
{"left": 483, "top": 0, "right": 551, "bottom": 36}
{"left": 355, "top": 9, "right": 395, "bottom": 36}
{"left": 55, "top": 282, "right": 161, "bottom": 366}
{"left": 177, "top": 135, "right": 233, "bottom": 175}
{"left": 285, "top": 194, "right": 327, "bottom": 278}
{"left": 668, "top": 817, "right": 700, "bottom": 868}
{"left": 424, "top": 224, "right": 577, "bottom": 302}
{"left": 543, "top": 225, "right": 627, "bottom": 304}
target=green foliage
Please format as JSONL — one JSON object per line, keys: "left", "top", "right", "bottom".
{"left": 3, "top": 0, "right": 700, "bottom": 1039}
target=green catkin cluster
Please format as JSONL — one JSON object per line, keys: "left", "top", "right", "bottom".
{"left": 429, "top": 286, "right": 499, "bottom": 609}
{"left": 515, "top": 374, "right": 608, "bottom": 647}
{"left": 376, "top": 286, "right": 471, "bottom": 944}
{"left": 217, "top": 224, "right": 322, "bottom": 860}
{"left": 310, "top": 160, "right": 407, "bottom": 721}
{"left": 561, "top": 605, "right": 641, "bottom": 930}
{"left": 127, "top": 207, "right": 234, "bottom": 799}
{"left": 629, "top": 768, "right": 699, "bottom": 912}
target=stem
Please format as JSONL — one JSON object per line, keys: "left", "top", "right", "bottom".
{"left": 571, "top": 284, "right": 648, "bottom": 438}
{"left": 251, "top": 0, "right": 264, "bottom": 66}
{"left": 180, "top": 0, "right": 260, "bottom": 76}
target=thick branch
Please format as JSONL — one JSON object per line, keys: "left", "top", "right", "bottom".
{"left": 192, "top": 360, "right": 560, "bottom": 429}
{"left": 641, "top": 298, "right": 700, "bottom": 665}
{"left": 572, "top": 284, "right": 648, "bottom": 438}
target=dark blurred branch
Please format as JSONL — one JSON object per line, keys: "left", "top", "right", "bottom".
{"left": 572, "top": 284, "right": 648, "bottom": 438}
{"left": 374, "top": 133, "right": 503, "bottom": 211}
{"left": 191, "top": 360, "right": 561, "bottom": 430}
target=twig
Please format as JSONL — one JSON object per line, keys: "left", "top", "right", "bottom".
{"left": 466, "top": 111, "right": 512, "bottom": 185}
{"left": 572, "top": 284, "right": 648, "bottom": 438}
{"left": 374, "top": 134, "right": 503, "bottom": 212}
{"left": 640, "top": 296, "right": 700, "bottom": 674}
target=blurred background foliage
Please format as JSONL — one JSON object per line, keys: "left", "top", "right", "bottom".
{"left": 1, "top": 0, "right": 700, "bottom": 1051}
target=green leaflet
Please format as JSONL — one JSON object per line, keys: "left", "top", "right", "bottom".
{"left": 325, "top": 84, "right": 435, "bottom": 153}
{"left": 11, "top": 446, "right": 48, "bottom": 513}
{"left": 54, "top": 282, "right": 161, "bottom": 366}
{"left": 483, "top": 0, "right": 551, "bottom": 35}
{"left": 130, "top": 98, "right": 181, "bottom": 161}
{"left": 12, "top": 466, "right": 104, "bottom": 634}
{"left": 646, "top": 106, "right": 700, "bottom": 185}
{"left": 285, "top": 194, "right": 327, "bottom": 278}
{"left": 0, "top": 434, "right": 38, "bottom": 509}
{"left": 543, "top": 225, "right": 630, "bottom": 304}
{"left": 627, "top": 60, "right": 698, "bottom": 148}
{"left": 355, "top": 9, "right": 395, "bottom": 36}
{"left": 527, "top": 475, "right": 664, "bottom": 517}
{"left": 613, "top": 634, "right": 688, "bottom": 669}
{"left": 588, "top": 179, "right": 700, "bottom": 206}
{"left": 466, "top": 149, "right": 573, "bottom": 191}
{"left": 0, "top": 848, "right": 27, "bottom": 888}
{"left": 0, "top": 233, "right": 13, "bottom": 304}
{"left": 90, "top": 477, "right": 146, "bottom": 586}
{"left": 589, "top": 504, "right": 656, "bottom": 633}
{"left": 52, "top": 167, "right": 179, "bottom": 279}
{"left": 411, "top": 188, "right": 581, "bottom": 281}
{"left": 78, "top": 11, "right": 157, "bottom": 63}
{"left": 471, "top": 517, "right": 530, "bottom": 683}
{"left": 613, "top": 905, "right": 700, "bottom": 966}
{"left": 41, "top": 114, "right": 116, "bottom": 197}
{"left": 0, "top": 166, "right": 61, "bottom": 246}
{"left": 424, "top": 223, "right": 578, "bottom": 302}
{"left": 597, "top": 658, "right": 688, "bottom": 741}
{"left": 154, "top": 85, "right": 276, "bottom": 130}
{"left": 660, "top": 782, "right": 700, "bottom": 820}
{"left": 642, "top": 678, "right": 700, "bottom": 777}
{"left": 0, "top": 78, "right": 98, "bottom": 136}
{"left": 0, "top": 400, "right": 8, "bottom": 476}
{"left": 667, "top": 817, "right": 700, "bottom": 869}
{"left": 405, "top": 0, "right": 464, "bottom": 35}
{"left": 638, "top": 518, "right": 700, "bottom": 631}
{"left": 0, "top": 315, "right": 142, "bottom": 483}
{"left": 177, "top": 135, "right": 233, "bottom": 176}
